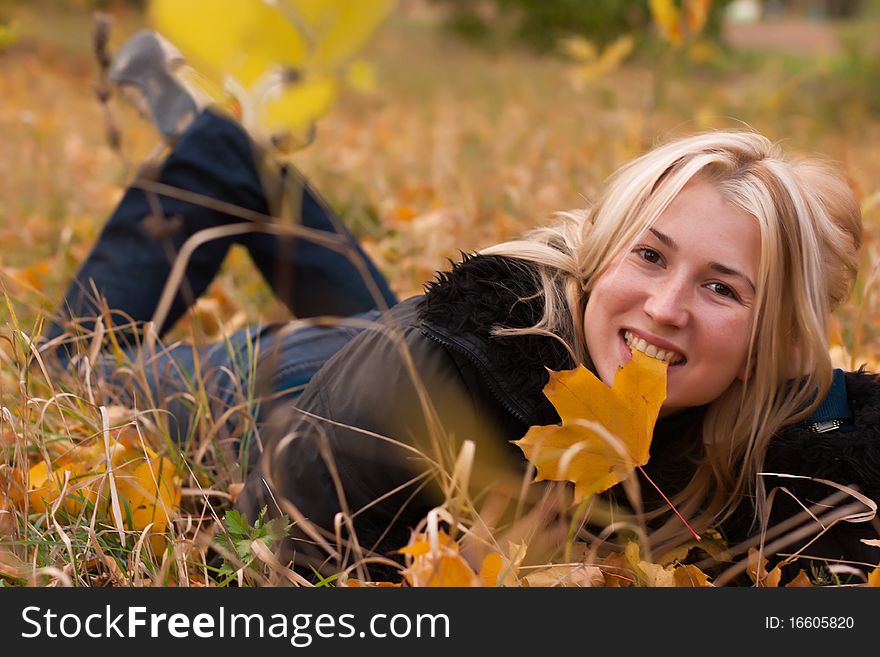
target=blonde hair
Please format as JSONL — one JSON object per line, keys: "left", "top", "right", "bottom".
{"left": 481, "top": 130, "right": 862, "bottom": 548}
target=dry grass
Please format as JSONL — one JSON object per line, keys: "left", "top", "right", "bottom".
{"left": 1, "top": 2, "right": 879, "bottom": 587}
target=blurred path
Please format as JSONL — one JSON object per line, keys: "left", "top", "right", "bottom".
{"left": 723, "top": 19, "right": 840, "bottom": 54}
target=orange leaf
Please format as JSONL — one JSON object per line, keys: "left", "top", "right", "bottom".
{"left": 479, "top": 552, "right": 504, "bottom": 587}
{"left": 867, "top": 565, "right": 880, "bottom": 587}
{"left": 399, "top": 531, "right": 480, "bottom": 587}
{"left": 785, "top": 570, "right": 814, "bottom": 587}
{"left": 672, "top": 564, "right": 713, "bottom": 587}
{"left": 684, "top": 0, "right": 712, "bottom": 34}
{"left": 513, "top": 350, "right": 667, "bottom": 503}
{"left": 340, "top": 579, "right": 402, "bottom": 587}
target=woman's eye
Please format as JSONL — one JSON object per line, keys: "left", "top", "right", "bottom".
{"left": 636, "top": 247, "right": 662, "bottom": 264}
{"left": 708, "top": 282, "right": 737, "bottom": 299}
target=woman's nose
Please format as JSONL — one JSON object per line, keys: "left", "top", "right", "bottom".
{"left": 643, "top": 276, "right": 690, "bottom": 327}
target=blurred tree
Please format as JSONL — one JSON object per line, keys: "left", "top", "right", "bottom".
{"left": 430, "top": 0, "right": 733, "bottom": 52}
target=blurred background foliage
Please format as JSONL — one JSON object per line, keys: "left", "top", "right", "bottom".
{"left": 427, "top": 0, "right": 730, "bottom": 51}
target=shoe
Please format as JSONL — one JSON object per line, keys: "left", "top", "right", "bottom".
{"left": 109, "top": 29, "right": 198, "bottom": 141}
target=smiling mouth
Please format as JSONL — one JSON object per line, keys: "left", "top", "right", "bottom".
{"left": 622, "top": 330, "right": 686, "bottom": 365}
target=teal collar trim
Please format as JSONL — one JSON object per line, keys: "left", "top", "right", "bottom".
{"left": 804, "top": 368, "right": 852, "bottom": 432}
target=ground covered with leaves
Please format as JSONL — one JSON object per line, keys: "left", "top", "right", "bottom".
{"left": 2, "top": 1, "right": 880, "bottom": 587}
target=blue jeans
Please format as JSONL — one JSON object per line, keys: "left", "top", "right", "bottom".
{"left": 44, "top": 110, "right": 397, "bottom": 457}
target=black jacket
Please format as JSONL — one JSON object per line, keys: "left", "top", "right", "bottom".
{"left": 238, "top": 254, "right": 880, "bottom": 581}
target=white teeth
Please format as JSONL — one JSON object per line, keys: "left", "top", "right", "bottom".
{"left": 623, "top": 331, "right": 684, "bottom": 365}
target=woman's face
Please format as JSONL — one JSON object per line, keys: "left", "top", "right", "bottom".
{"left": 583, "top": 178, "right": 760, "bottom": 415}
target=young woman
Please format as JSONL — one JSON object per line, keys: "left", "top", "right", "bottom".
{"left": 44, "top": 33, "right": 879, "bottom": 584}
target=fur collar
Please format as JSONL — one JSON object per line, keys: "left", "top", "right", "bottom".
{"left": 419, "top": 253, "right": 575, "bottom": 427}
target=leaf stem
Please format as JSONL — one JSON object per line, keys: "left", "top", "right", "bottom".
{"left": 637, "top": 465, "right": 701, "bottom": 541}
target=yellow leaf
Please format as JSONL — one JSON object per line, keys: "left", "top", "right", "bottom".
{"left": 148, "top": 0, "right": 392, "bottom": 151}
{"left": 625, "top": 541, "right": 713, "bottom": 587}
{"left": 513, "top": 349, "right": 667, "bottom": 503}
{"left": 747, "top": 548, "right": 782, "bottom": 587}
{"left": 114, "top": 455, "right": 181, "bottom": 535}
{"left": 260, "top": 74, "right": 339, "bottom": 147}
{"left": 671, "top": 564, "right": 713, "bottom": 587}
{"left": 649, "top": 0, "right": 682, "bottom": 45}
{"left": 25, "top": 417, "right": 180, "bottom": 541}
{"left": 149, "top": 0, "right": 309, "bottom": 87}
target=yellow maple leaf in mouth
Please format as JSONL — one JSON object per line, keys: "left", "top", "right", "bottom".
{"left": 513, "top": 349, "right": 668, "bottom": 504}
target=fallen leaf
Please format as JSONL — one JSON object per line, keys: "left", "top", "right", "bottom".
{"left": 25, "top": 412, "right": 181, "bottom": 543}
{"left": 398, "top": 531, "right": 481, "bottom": 587}
{"left": 747, "top": 548, "right": 782, "bottom": 588}
{"left": 341, "top": 579, "right": 402, "bottom": 587}
{"left": 522, "top": 564, "right": 604, "bottom": 587}
{"left": 867, "top": 566, "right": 880, "bottom": 587}
{"left": 513, "top": 349, "right": 667, "bottom": 503}
{"left": 785, "top": 570, "right": 814, "bottom": 587}
{"left": 625, "top": 541, "right": 713, "bottom": 587}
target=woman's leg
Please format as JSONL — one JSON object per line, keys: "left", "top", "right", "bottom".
{"left": 45, "top": 114, "right": 393, "bottom": 449}
{"left": 45, "top": 109, "right": 268, "bottom": 355}
{"left": 239, "top": 167, "right": 398, "bottom": 318}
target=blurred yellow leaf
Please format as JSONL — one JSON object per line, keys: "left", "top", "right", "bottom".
{"left": 650, "top": 0, "right": 713, "bottom": 47}
{"left": 513, "top": 349, "right": 667, "bottom": 503}
{"left": 559, "top": 35, "right": 598, "bottom": 62}
{"left": 261, "top": 75, "right": 338, "bottom": 136}
{"left": 649, "top": 0, "right": 682, "bottom": 45}
{"left": 148, "top": 0, "right": 394, "bottom": 150}
{"left": 574, "top": 34, "right": 635, "bottom": 82}
{"left": 2, "top": 259, "right": 52, "bottom": 293}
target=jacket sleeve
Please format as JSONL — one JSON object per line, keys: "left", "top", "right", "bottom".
{"left": 235, "top": 307, "right": 518, "bottom": 578}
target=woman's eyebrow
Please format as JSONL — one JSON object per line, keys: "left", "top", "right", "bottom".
{"left": 648, "top": 228, "right": 756, "bottom": 292}
{"left": 709, "top": 261, "right": 756, "bottom": 293}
